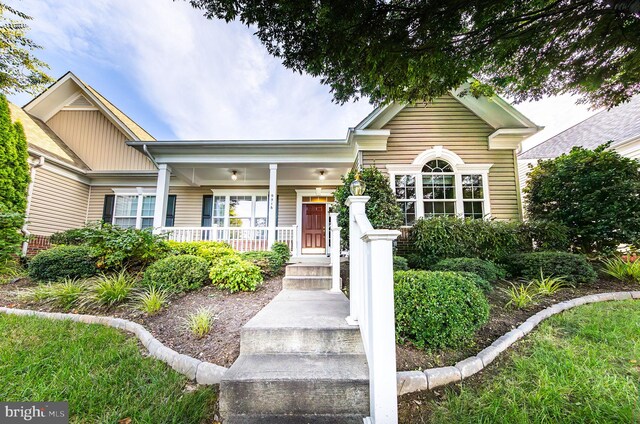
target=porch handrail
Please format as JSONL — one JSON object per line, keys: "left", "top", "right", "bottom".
{"left": 159, "top": 225, "right": 296, "bottom": 253}
{"left": 346, "top": 196, "right": 400, "bottom": 424}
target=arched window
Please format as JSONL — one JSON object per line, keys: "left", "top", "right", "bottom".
{"left": 388, "top": 147, "right": 492, "bottom": 225}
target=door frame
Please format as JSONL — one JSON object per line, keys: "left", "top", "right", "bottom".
{"left": 295, "top": 188, "right": 334, "bottom": 257}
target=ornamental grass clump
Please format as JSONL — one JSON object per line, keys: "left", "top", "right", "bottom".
{"left": 87, "top": 270, "right": 136, "bottom": 308}
{"left": 394, "top": 270, "right": 489, "bottom": 350}
{"left": 502, "top": 282, "right": 537, "bottom": 309}
{"left": 602, "top": 256, "right": 640, "bottom": 283}
{"left": 531, "top": 271, "right": 569, "bottom": 296}
{"left": 136, "top": 287, "right": 168, "bottom": 315}
{"left": 19, "top": 278, "right": 88, "bottom": 311}
{"left": 186, "top": 307, "right": 215, "bottom": 338}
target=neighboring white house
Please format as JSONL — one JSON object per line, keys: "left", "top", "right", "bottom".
{"left": 518, "top": 95, "right": 640, "bottom": 192}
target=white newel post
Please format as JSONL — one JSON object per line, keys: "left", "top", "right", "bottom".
{"left": 363, "top": 230, "right": 400, "bottom": 424}
{"left": 345, "top": 196, "right": 369, "bottom": 325}
{"left": 153, "top": 164, "right": 171, "bottom": 233}
{"left": 267, "top": 164, "right": 278, "bottom": 248}
{"left": 329, "top": 212, "right": 341, "bottom": 292}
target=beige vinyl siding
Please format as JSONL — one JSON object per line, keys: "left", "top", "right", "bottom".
{"left": 28, "top": 167, "right": 90, "bottom": 236}
{"left": 46, "top": 110, "right": 154, "bottom": 171}
{"left": 87, "top": 185, "right": 299, "bottom": 227}
{"left": 362, "top": 96, "right": 521, "bottom": 220}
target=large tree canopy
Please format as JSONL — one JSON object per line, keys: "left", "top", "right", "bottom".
{"left": 189, "top": 0, "right": 640, "bottom": 108}
{"left": 0, "top": 2, "right": 51, "bottom": 95}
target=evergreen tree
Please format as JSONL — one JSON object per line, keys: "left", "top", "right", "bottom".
{"left": 0, "top": 94, "right": 30, "bottom": 263}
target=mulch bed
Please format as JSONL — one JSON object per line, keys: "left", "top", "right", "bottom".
{"left": 0, "top": 276, "right": 282, "bottom": 367}
{"left": 396, "top": 278, "right": 638, "bottom": 372}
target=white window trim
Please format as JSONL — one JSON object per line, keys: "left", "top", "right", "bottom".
{"left": 210, "top": 189, "right": 269, "bottom": 228}
{"left": 387, "top": 147, "right": 493, "bottom": 224}
{"left": 111, "top": 187, "right": 157, "bottom": 229}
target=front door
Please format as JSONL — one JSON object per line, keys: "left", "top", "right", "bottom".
{"left": 302, "top": 203, "right": 326, "bottom": 254}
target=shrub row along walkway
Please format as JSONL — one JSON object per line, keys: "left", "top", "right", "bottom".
{"left": 397, "top": 291, "right": 640, "bottom": 395}
{"left": 0, "top": 306, "right": 228, "bottom": 384}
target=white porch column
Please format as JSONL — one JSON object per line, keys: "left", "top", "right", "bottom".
{"left": 329, "top": 212, "right": 341, "bottom": 292}
{"left": 152, "top": 164, "right": 171, "bottom": 233}
{"left": 267, "top": 163, "right": 278, "bottom": 248}
{"left": 345, "top": 195, "right": 369, "bottom": 325}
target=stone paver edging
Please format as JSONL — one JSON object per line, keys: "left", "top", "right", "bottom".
{"left": 396, "top": 291, "right": 640, "bottom": 396}
{"left": 0, "top": 307, "right": 228, "bottom": 384}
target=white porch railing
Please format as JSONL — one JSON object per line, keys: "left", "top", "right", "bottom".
{"left": 159, "top": 225, "right": 297, "bottom": 253}
{"left": 345, "top": 196, "right": 400, "bottom": 424}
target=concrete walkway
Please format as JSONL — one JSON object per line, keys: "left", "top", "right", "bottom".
{"left": 219, "top": 264, "right": 369, "bottom": 423}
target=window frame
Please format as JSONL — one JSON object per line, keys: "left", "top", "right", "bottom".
{"left": 387, "top": 147, "right": 492, "bottom": 226}
{"left": 111, "top": 188, "right": 157, "bottom": 230}
{"left": 210, "top": 189, "right": 270, "bottom": 228}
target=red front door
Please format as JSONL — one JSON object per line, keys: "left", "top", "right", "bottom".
{"left": 302, "top": 204, "right": 326, "bottom": 252}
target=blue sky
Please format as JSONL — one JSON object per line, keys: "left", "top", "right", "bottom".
{"left": 7, "top": 0, "right": 597, "bottom": 149}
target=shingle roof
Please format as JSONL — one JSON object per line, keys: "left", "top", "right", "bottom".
{"left": 519, "top": 95, "right": 640, "bottom": 160}
{"left": 8, "top": 102, "right": 90, "bottom": 170}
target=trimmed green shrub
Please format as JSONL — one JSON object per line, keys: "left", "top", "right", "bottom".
{"left": 393, "top": 255, "right": 409, "bottom": 271}
{"left": 525, "top": 144, "right": 640, "bottom": 253}
{"left": 506, "top": 251, "right": 597, "bottom": 285}
{"left": 142, "top": 254, "right": 210, "bottom": 294}
{"left": 521, "top": 220, "right": 571, "bottom": 251}
{"left": 334, "top": 166, "right": 403, "bottom": 249}
{"left": 457, "top": 271, "right": 492, "bottom": 293}
{"left": 394, "top": 270, "right": 489, "bottom": 349}
{"left": 271, "top": 241, "right": 291, "bottom": 264}
{"left": 166, "top": 240, "right": 232, "bottom": 256}
{"left": 209, "top": 255, "right": 263, "bottom": 293}
{"left": 409, "top": 216, "right": 570, "bottom": 264}
{"left": 195, "top": 244, "right": 236, "bottom": 264}
{"left": 240, "top": 250, "right": 284, "bottom": 278}
{"left": 49, "top": 227, "right": 89, "bottom": 246}
{"left": 28, "top": 246, "right": 98, "bottom": 282}
{"left": 432, "top": 257, "right": 506, "bottom": 283}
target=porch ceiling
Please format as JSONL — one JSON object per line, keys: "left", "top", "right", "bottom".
{"left": 171, "top": 162, "right": 349, "bottom": 186}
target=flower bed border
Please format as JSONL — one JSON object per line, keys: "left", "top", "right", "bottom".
{"left": 396, "top": 291, "right": 640, "bottom": 395}
{"left": 0, "top": 307, "right": 228, "bottom": 384}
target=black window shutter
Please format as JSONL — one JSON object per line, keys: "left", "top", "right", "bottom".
{"left": 102, "top": 195, "right": 115, "bottom": 226}
{"left": 165, "top": 195, "right": 177, "bottom": 227}
{"left": 201, "top": 195, "right": 213, "bottom": 227}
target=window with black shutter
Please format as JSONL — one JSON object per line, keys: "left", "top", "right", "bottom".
{"left": 102, "top": 195, "right": 115, "bottom": 226}
{"left": 165, "top": 195, "right": 177, "bottom": 227}
{"left": 201, "top": 195, "right": 213, "bottom": 227}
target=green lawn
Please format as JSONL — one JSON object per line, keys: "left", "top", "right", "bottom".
{"left": 430, "top": 300, "right": 640, "bottom": 423}
{"left": 0, "top": 314, "right": 217, "bottom": 424}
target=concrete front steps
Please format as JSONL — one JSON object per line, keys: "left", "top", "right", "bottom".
{"left": 220, "top": 265, "right": 369, "bottom": 423}
{"left": 282, "top": 263, "right": 332, "bottom": 290}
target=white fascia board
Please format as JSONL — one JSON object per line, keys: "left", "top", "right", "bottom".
{"left": 352, "top": 129, "right": 391, "bottom": 152}
{"left": 488, "top": 128, "right": 539, "bottom": 150}
{"left": 354, "top": 103, "right": 405, "bottom": 130}
{"left": 187, "top": 179, "right": 343, "bottom": 187}
{"left": 151, "top": 153, "right": 355, "bottom": 165}
{"left": 27, "top": 148, "right": 88, "bottom": 176}
{"left": 610, "top": 134, "right": 640, "bottom": 150}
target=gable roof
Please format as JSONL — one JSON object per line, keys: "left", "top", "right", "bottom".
{"left": 519, "top": 96, "right": 640, "bottom": 160}
{"left": 24, "top": 71, "right": 155, "bottom": 142}
{"left": 8, "top": 102, "right": 89, "bottom": 170}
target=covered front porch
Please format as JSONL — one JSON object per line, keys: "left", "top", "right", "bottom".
{"left": 129, "top": 139, "right": 360, "bottom": 257}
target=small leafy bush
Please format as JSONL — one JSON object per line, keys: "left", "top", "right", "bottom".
{"left": 136, "top": 287, "right": 168, "bottom": 315}
{"left": 20, "top": 278, "right": 88, "bottom": 310}
{"left": 48, "top": 224, "right": 169, "bottom": 270}
{"left": 166, "top": 240, "right": 232, "bottom": 256}
{"left": 195, "top": 244, "right": 237, "bottom": 264}
{"left": 601, "top": 257, "right": 640, "bottom": 283}
{"left": 271, "top": 241, "right": 291, "bottom": 264}
{"left": 457, "top": 271, "right": 492, "bottom": 293}
{"left": 405, "top": 253, "right": 433, "bottom": 270}
{"left": 502, "top": 282, "right": 537, "bottom": 309}
{"left": 142, "top": 255, "right": 209, "bottom": 294}
{"left": 394, "top": 270, "right": 489, "bottom": 350}
{"left": 240, "top": 250, "right": 284, "bottom": 278}
{"left": 88, "top": 271, "right": 136, "bottom": 308}
{"left": 186, "top": 307, "right": 215, "bottom": 338}
{"left": 507, "top": 251, "right": 597, "bottom": 285}
{"left": 209, "top": 255, "right": 263, "bottom": 293}
{"left": 531, "top": 271, "right": 569, "bottom": 295}
{"left": 393, "top": 256, "right": 409, "bottom": 271}
{"left": 28, "top": 245, "right": 98, "bottom": 282}
{"left": 431, "top": 257, "right": 506, "bottom": 283}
